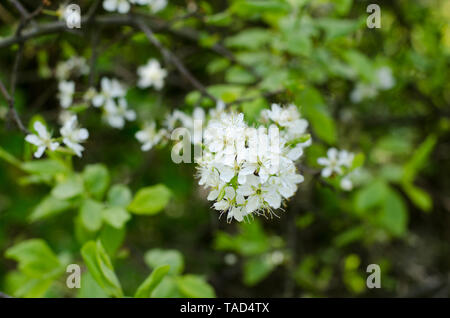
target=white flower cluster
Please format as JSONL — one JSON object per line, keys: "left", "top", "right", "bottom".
{"left": 197, "top": 103, "right": 310, "bottom": 222}
{"left": 25, "top": 116, "right": 88, "bottom": 158}
{"left": 317, "top": 148, "right": 355, "bottom": 191}
{"left": 350, "top": 66, "right": 395, "bottom": 103}
{"left": 103, "top": 0, "right": 167, "bottom": 14}
{"left": 86, "top": 77, "right": 136, "bottom": 129}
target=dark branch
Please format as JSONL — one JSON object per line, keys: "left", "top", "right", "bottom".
{"left": 136, "top": 18, "right": 217, "bottom": 103}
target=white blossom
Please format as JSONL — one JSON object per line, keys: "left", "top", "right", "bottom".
{"left": 60, "top": 115, "right": 89, "bottom": 157}
{"left": 196, "top": 104, "right": 309, "bottom": 222}
{"left": 58, "top": 80, "right": 75, "bottom": 108}
{"left": 135, "top": 122, "right": 167, "bottom": 151}
{"left": 318, "top": 148, "right": 356, "bottom": 191}
{"left": 137, "top": 59, "right": 167, "bottom": 90}
{"left": 148, "top": 0, "right": 167, "bottom": 13}
{"left": 92, "top": 77, "right": 126, "bottom": 108}
{"left": 103, "top": 0, "right": 131, "bottom": 13}
{"left": 104, "top": 98, "right": 136, "bottom": 128}
{"left": 351, "top": 66, "right": 395, "bottom": 103}
{"left": 375, "top": 66, "right": 395, "bottom": 90}
{"left": 55, "top": 57, "right": 89, "bottom": 81}
{"left": 25, "top": 121, "right": 60, "bottom": 158}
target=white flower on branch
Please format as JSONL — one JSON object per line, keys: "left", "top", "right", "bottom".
{"left": 104, "top": 98, "right": 136, "bottom": 129}
{"left": 92, "top": 77, "right": 126, "bottom": 108}
{"left": 58, "top": 80, "right": 75, "bottom": 108}
{"left": 55, "top": 57, "right": 89, "bottom": 81}
{"left": 196, "top": 104, "right": 309, "bottom": 222}
{"left": 318, "top": 148, "right": 356, "bottom": 191}
{"left": 135, "top": 122, "right": 167, "bottom": 151}
{"left": 60, "top": 115, "right": 89, "bottom": 157}
{"left": 25, "top": 121, "right": 60, "bottom": 158}
{"left": 137, "top": 59, "right": 167, "bottom": 90}
{"left": 148, "top": 0, "right": 167, "bottom": 13}
{"left": 103, "top": 0, "right": 131, "bottom": 14}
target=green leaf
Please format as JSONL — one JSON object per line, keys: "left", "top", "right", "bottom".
{"left": 296, "top": 87, "right": 337, "bottom": 144}
{"left": 355, "top": 179, "right": 389, "bottom": 212}
{"left": 77, "top": 272, "right": 108, "bottom": 298}
{"left": 102, "top": 206, "right": 130, "bottom": 229}
{"left": 21, "top": 159, "right": 68, "bottom": 176}
{"left": 82, "top": 164, "right": 110, "bottom": 200}
{"left": 231, "top": 0, "right": 290, "bottom": 16}
{"left": 151, "top": 276, "right": 183, "bottom": 298}
{"left": 351, "top": 153, "right": 365, "bottom": 170}
{"left": 316, "top": 18, "right": 362, "bottom": 41}
{"left": 80, "top": 199, "right": 104, "bottom": 232}
{"left": 29, "top": 195, "right": 72, "bottom": 222}
{"left": 214, "top": 220, "right": 271, "bottom": 256}
{"left": 128, "top": 184, "right": 171, "bottom": 215}
{"left": 100, "top": 225, "right": 126, "bottom": 256}
{"left": 243, "top": 256, "right": 276, "bottom": 286}
{"left": 135, "top": 265, "right": 171, "bottom": 298}
{"left": 51, "top": 175, "right": 84, "bottom": 200}
{"left": 144, "top": 249, "right": 184, "bottom": 275}
{"left": 377, "top": 189, "right": 408, "bottom": 237}
{"left": 225, "top": 28, "right": 272, "bottom": 50}
{"left": 107, "top": 184, "right": 132, "bottom": 208}
{"left": 176, "top": 275, "right": 215, "bottom": 298}
{"left": 81, "top": 241, "right": 123, "bottom": 298}
{"left": 5, "top": 239, "right": 64, "bottom": 279}
{"left": 402, "top": 134, "right": 437, "bottom": 184}
{"left": 402, "top": 183, "right": 432, "bottom": 212}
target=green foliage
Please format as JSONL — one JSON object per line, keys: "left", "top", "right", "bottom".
{"left": 5, "top": 239, "right": 65, "bottom": 297}
{"left": 128, "top": 184, "right": 171, "bottom": 215}
{"left": 0, "top": 0, "right": 447, "bottom": 299}
{"left": 145, "top": 249, "right": 184, "bottom": 275}
{"left": 135, "top": 265, "right": 171, "bottom": 298}
{"left": 81, "top": 241, "right": 123, "bottom": 298}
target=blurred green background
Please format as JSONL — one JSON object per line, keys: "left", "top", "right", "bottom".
{"left": 0, "top": 0, "right": 449, "bottom": 297}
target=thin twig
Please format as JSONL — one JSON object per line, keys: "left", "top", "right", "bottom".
{"left": 136, "top": 19, "right": 217, "bottom": 102}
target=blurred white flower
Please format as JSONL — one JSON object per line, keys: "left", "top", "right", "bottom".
{"left": 148, "top": 0, "right": 167, "bottom": 13}
{"left": 317, "top": 148, "right": 344, "bottom": 177}
{"left": 25, "top": 121, "right": 60, "bottom": 158}
{"left": 351, "top": 66, "right": 395, "bottom": 103}
{"left": 103, "top": 0, "right": 131, "bottom": 13}
{"left": 104, "top": 98, "right": 136, "bottom": 129}
{"left": 55, "top": 57, "right": 89, "bottom": 81}
{"left": 375, "top": 66, "right": 395, "bottom": 90}
{"left": 318, "top": 148, "right": 356, "bottom": 191}
{"left": 137, "top": 59, "right": 167, "bottom": 90}
{"left": 58, "top": 80, "right": 75, "bottom": 108}
{"left": 60, "top": 115, "right": 89, "bottom": 157}
{"left": 350, "top": 82, "right": 378, "bottom": 103}
{"left": 135, "top": 122, "right": 167, "bottom": 151}
{"left": 92, "top": 77, "right": 126, "bottom": 108}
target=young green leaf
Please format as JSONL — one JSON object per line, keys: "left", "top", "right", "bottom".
{"left": 51, "top": 176, "right": 84, "bottom": 200}
{"left": 128, "top": 184, "right": 171, "bottom": 215}
{"left": 29, "top": 195, "right": 72, "bottom": 222}
{"left": 134, "top": 265, "right": 171, "bottom": 298}
{"left": 80, "top": 199, "right": 104, "bottom": 232}
{"left": 144, "top": 249, "right": 184, "bottom": 275}
{"left": 82, "top": 164, "right": 110, "bottom": 200}
{"left": 80, "top": 240, "right": 123, "bottom": 297}
{"left": 176, "top": 275, "right": 216, "bottom": 298}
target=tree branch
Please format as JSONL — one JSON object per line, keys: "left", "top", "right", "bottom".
{"left": 136, "top": 18, "right": 217, "bottom": 103}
